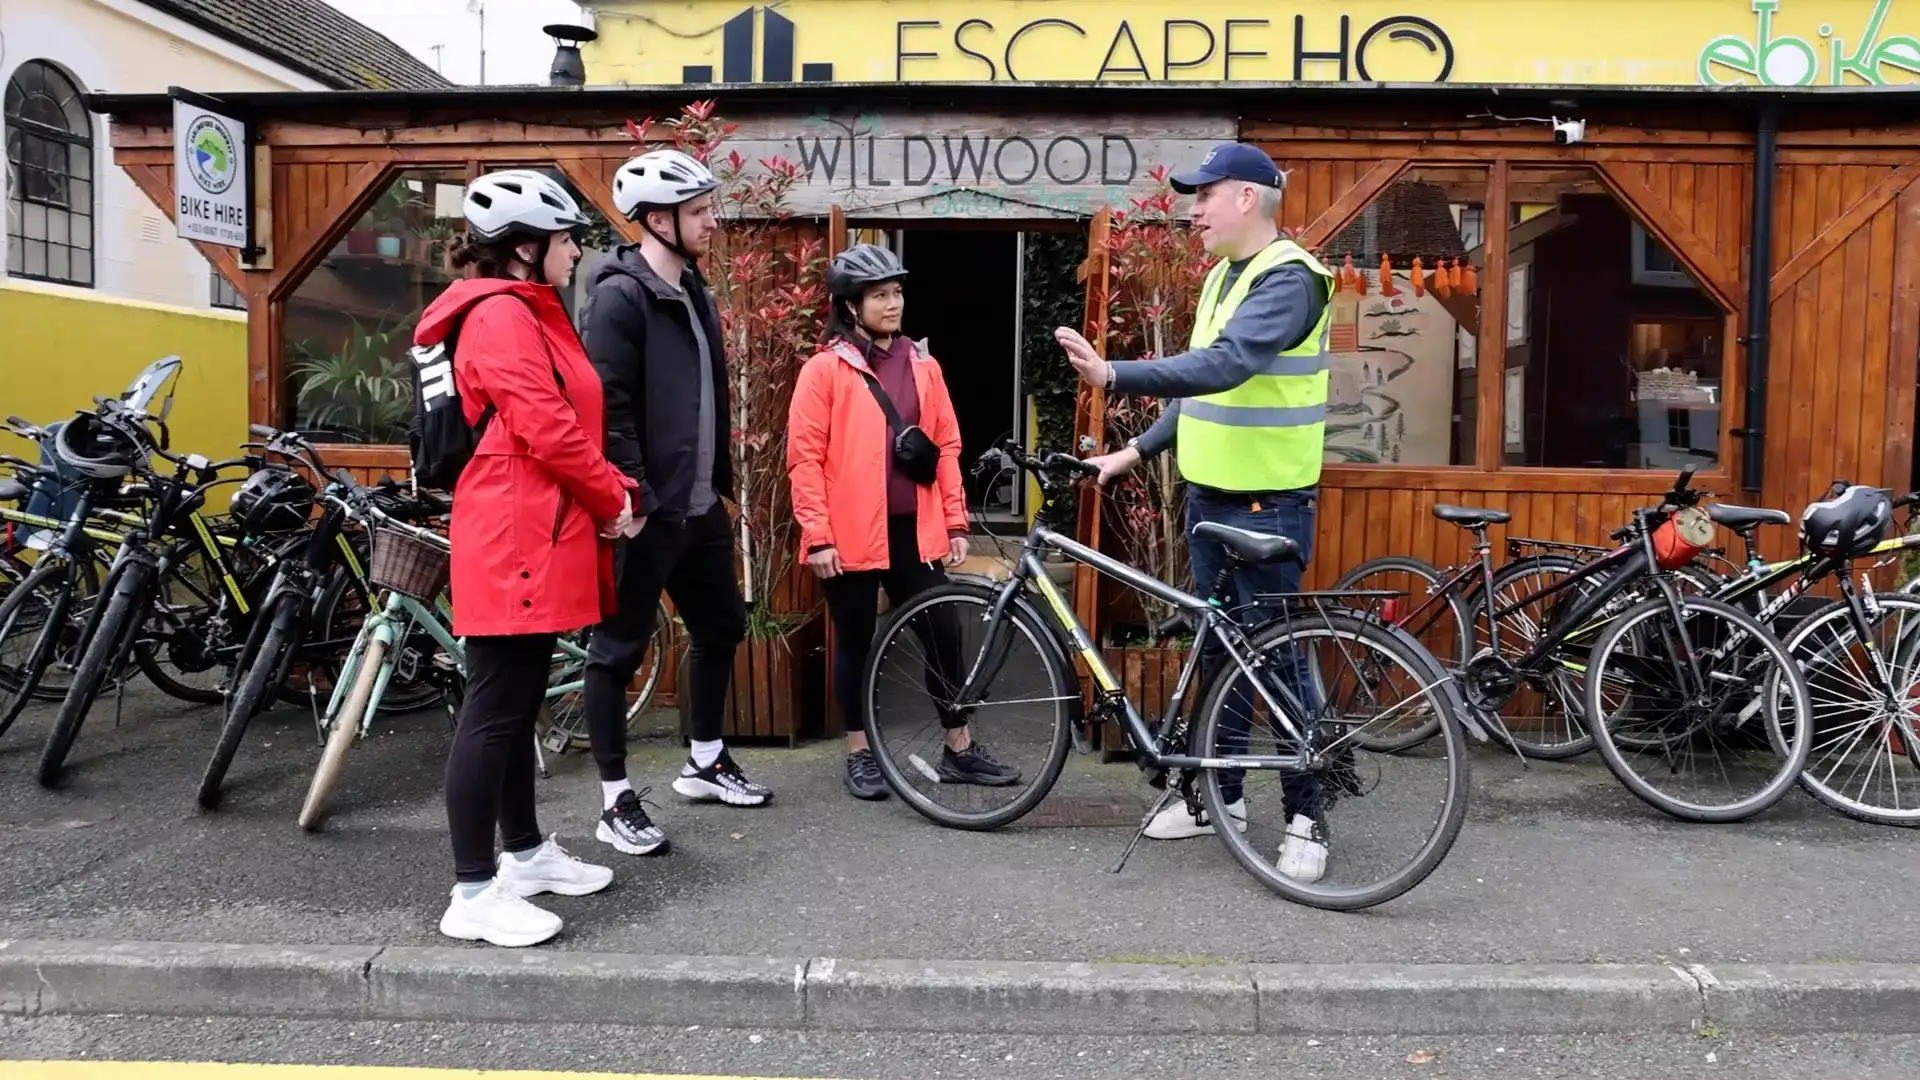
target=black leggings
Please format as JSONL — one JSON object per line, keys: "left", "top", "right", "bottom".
{"left": 446, "top": 632, "right": 554, "bottom": 882}
{"left": 822, "top": 515, "right": 964, "bottom": 736}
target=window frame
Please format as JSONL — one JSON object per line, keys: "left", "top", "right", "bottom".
{"left": 4, "top": 59, "right": 95, "bottom": 288}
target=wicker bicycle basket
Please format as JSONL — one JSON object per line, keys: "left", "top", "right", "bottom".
{"left": 369, "top": 524, "right": 451, "bottom": 602}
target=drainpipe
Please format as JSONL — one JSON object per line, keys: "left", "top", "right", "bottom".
{"left": 1736, "top": 99, "right": 1780, "bottom": 493}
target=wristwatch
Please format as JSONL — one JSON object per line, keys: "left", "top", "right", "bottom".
{"left": 1104, "top": 363, "right": 1116, "bottom": 390}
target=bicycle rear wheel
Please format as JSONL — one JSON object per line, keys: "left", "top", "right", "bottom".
{"left": 1784, "top": 595, "right": 1920, "bottom": 826}
{"left": 1197, "top": 606, "right": 1469, "bottom": 911}
{"left": 1586, "top": 593, "right": 1810, "bottom": 823}
{"left": 1330, "top": 555, "right": 1469, "bottom": 752}
{"left": 863, "top": 581, "right": 1074, "bottom": 831}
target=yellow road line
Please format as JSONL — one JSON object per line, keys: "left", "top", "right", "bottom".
{"left": 3, "top": 1063, "right": 835, "bottom": 1080}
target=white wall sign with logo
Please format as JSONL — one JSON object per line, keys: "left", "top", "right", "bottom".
{"left": 172, "top": 97, "right": 249, "bottom": 249}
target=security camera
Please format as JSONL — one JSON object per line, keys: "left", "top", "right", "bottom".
{"left": 1552, "top": 117, "right": 1587, "bottom": 145}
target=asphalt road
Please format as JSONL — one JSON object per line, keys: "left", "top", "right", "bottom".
{"left": 3, "top": 1015, "right": 1917, "bottom": 1079}
{"left": 0, "top": 685, "right": 1914, "bottom": 965}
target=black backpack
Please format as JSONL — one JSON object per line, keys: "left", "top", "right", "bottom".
{"left": 407, "top": 295, "right": 564, "bottom": 491}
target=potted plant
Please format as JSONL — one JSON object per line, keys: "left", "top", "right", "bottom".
{"left": 288, "top": 315, "right": 415, "bottom": 445}
{"left": 1096, "top": 168, "right": 1213, "bottom": 746}
{"left": 638, "top": 102, "right": 831, "bottom": 744}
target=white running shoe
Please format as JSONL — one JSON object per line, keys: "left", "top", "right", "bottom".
{"left": 1143, "top": 797, "right": 1246, "bottom": 840}
{"left": 494, "top": 835, "right": 615, "bottom": 898}
{"left": 437, "top": 879, "right": 563, "bottom": 947}
{"left": 1278, "top": 814, "right": 1329, "bottom": 883}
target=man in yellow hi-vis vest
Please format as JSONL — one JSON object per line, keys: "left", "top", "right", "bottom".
{"left": 1056, "top": 142, "right": 1335, "bottom": 883}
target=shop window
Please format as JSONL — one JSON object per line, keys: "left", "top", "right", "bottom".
{"left": 281, "top": 168, "right": 464, "bottom": 444}
{"left": 4, "top": 60, "right": 94, "bottom": 287}
{"left": 520, "top": 167, "right": 615, "bottom": 322}
{"left": 1501, "top": 167, "right": 1723, "bottom": 470}
{"left": 1319, "top": 167, "right": 1487, "bottom": 466}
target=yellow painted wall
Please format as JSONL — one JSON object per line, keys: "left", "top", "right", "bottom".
{"left": 0, "top": 280, "right": 248, "bottom": 468}
{"left": 585, "top": 0, "right": 1920, "bottom": 88}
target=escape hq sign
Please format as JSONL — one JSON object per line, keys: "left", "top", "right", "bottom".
{"left": 583, "top": 0, "right": 1920, "bottom": 87}
{"left": 172, "top": 97, "right": 249, "bottom": 249}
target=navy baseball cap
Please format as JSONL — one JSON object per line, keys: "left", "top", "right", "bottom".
{"left": 1170, "top": 142, "right": 1284, "bottom": 194}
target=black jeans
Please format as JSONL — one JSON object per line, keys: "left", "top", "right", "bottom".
{"left": 446, "top": 633, "right": 554, "bottom": 883}
{"left": 821, "top": 515, "right": 964, "bottom": 735}
{"left": 584, "top": 503, "right": 747, "bottom": 780}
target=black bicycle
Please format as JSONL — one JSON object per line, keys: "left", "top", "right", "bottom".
{"left": 857, "top": 440, "right": 1480, "bottom": 911}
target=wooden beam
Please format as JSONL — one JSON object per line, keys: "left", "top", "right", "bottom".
{"left": 266, "top": 156, "right": 395, "bottom": 301}
{"left": 555, "top": 157, "right": 644, "bottom": 244}
{"left": 827, "top": 205, "right": 847, "bottom": 258}
{"left": 1476, "top": 161, "right": 1511, "bottom": 471}
{"left": 1771, "top": 158, "right": 1920, "bottom": 303}
{"left": 1595, "top": 160, "right": 1743, "bottom": 313}
{"left": 121, "top": 163, "right": 252, "bottom": 291}
{"left": 1299, "top": 159, "right": 1408, "bottom": 249}
{"left": 1072, "top": 206, "right": 1113, "bottom": 643}
{"left": 1883, "top": 180, "right": 1920, "bottom": 496}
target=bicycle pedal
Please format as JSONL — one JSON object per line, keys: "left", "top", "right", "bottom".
{"left": 541, "top": 728, "right": 571, "bottom": 755}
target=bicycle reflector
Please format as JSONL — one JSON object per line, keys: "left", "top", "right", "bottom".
{"left": 1381, "top": 597, "right": 1403, "bottom": 623}
{"left": 1651, "top": 506, "right": 1715, "bottom": 570}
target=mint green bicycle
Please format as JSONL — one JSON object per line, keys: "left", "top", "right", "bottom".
{"left": 295, "top": 485, "right": 593, "bottom": 832}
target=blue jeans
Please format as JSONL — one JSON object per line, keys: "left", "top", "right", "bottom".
{"left": 1185, "top": 485, "right": 1321, "bottom": 815}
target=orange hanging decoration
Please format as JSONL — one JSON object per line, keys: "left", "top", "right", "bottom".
{"left": 1433, "top": 258, "right": 1451, "bottom": 298}
{"left": 1379, "top": 253, "right": 1399, "bottom": 295}
{"left": 1410, "top": 255, "right": 1426, "bottom": 298}
{"left": 1340, "top": 254, "right": 1357, "bottom": 293}
{"left": 1460, "top": 259, "right": 1477, "bottom": 293}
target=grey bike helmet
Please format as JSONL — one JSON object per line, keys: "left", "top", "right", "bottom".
{"left": 828, "top": 243, "right": 908, "bottom": 299}
{"left": 52, "top": 411, "right": 145, "bottom": 480}
{"left": 1800, "top": 483, "right": 1892, "bottom": 558}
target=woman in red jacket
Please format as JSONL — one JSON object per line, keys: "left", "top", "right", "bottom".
{"left": 787, "top": 243, "right": 1021, "bottom": 800}
{"left": 414, "top": 170, "right": 638, "bottom": 948}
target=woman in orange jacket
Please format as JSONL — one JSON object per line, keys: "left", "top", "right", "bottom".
{"left": 787, "top": 243, "right": 1021, "bottom": 800}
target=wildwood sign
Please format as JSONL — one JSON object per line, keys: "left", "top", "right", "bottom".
{"left": 728, "top": 111, "right": 1234, "bottom": 218}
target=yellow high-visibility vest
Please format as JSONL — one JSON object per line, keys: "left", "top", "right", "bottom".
{"left": 1174, "top": 238, "right": 1335, "bottom": 492}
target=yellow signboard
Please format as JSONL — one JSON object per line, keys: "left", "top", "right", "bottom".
{"left": 584, "top": 0, "right": 1920, "bottom": 88}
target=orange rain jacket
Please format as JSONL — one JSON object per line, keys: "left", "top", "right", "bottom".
{"left": 786, "top": 337, "right": 968, "bottom": 572}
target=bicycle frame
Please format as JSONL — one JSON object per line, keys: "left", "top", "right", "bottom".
{"left": 958, "top": 522, "right": 1316, "bottom": 773}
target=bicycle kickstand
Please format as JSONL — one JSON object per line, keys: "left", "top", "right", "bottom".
{"left": 1109, "top": 786, "right": 1181, "bottom": 875}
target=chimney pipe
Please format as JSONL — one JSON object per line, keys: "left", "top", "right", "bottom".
{"left": 545, "top": 23, "right": 597, "bottom": 87}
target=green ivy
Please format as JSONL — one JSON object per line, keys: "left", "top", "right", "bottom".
{"left": 1021, "top": 231, "right": 1087, "bottom": 529}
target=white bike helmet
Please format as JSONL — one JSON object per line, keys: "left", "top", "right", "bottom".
{"left": 461, "top": 169, "right": 592, "bottom": 243}
{"left": 612, "top": 149, "right": 718, "bottom": 220}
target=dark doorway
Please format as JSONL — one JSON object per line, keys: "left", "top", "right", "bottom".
{"left": 899, "top": 229, "right": 1020, "bottom": 517}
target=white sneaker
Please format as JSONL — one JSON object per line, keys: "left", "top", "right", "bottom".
{"left": 495, "top": 835, "right": 615, "bottom": 898}
{"left": 1278, "top": 814, "right": 1328, "bottom": 883}
{"left": 437, "top": 879, "right": 563, "bottom": 947}
{"left": 1143, "top": 797, "right": 1246, "bottom": 840}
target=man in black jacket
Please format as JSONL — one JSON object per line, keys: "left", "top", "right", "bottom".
{"left": 579, "top": 148, "right": 770, "bottom": 860}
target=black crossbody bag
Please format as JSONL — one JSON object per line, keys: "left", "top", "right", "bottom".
{"left": 854, "top": 369, "right": 940, "bottom": 486}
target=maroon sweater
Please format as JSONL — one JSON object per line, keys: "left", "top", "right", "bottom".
{"left": 867, "top": 335, "right": 922, "bottom": 517}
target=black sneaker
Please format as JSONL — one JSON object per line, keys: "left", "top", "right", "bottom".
{"left": 844, "top": 749, "right": 889, "bottom": 801}
{"left": 595, "top": 788, "right": 670, "bottom": 856}
{"left": 672, "top": 749, "right": 773, "bottom": 807}
{"left": 938, "top": 741, "right": 1022, "bottom": 786}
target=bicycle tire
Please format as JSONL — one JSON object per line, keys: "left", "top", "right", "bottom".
{"left": 38, "top": 559, "right": 151, "bottom": 787}
{"left": 861, "top": 580, "right": 1074, "bottom": 831}
{"left": 1586, "top": 592, "right": 1811, "bottom": 823}
{"left": 299, "top": 634, "right": 388, "bottom": 832}
{"left": 1330, "top": 555, "right": 1470, "bottom": 752}
{"left": 198, "top": 592, "right": 300, "bottom": 810}
{"left": 1784, "top": 595, "right": 1920, "bottom": 827}
{"left": 1196, "top": 607, "right": 1470, "bottom": 911}
{"left": 0, "top": 557, "right": 77, "bottom": 736}
{"left": 1480, "top": 554, "right": 1601, "bottom": 760}
{"left": 135, "top": 545, "right": 257, "bottom": 705}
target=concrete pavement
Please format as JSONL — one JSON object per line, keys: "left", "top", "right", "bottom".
{"left": 0, "top": 688, "right": 1915, "bottom": 1036}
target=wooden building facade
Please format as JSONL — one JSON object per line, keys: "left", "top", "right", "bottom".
{"left": 86, "top": 81, "right": 1920, "bottom": 660}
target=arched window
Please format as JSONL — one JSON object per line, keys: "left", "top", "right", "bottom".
{"left": 5, "top": 60, "right": 94, "bottom": 286}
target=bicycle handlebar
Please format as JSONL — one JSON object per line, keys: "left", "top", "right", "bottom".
{"left": 974, "top": 439, "right": 1102, "bottom": 484}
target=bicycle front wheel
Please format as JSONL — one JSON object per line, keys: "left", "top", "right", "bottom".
{"left": 1785, "top": 594, "right": 1920, "bottom": 826}
{"left": 39, "top": 559, "right": 151, "bottom": 787}
{"left": 1196, "top": 607, "right": 1470, "bottom": 911}
{"left": 300, "top": 633, "right": 388, "bottom": 832}
{"left": 1586, "top": 593, "right": 1810, "bottom": 823}
{"left": 0, "top": 556, "right": 80, "bottom": 735}
{"left": 863, "top": 581, "right": 1074, "bottom": 831}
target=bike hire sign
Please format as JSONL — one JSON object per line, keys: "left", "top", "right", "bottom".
{"left": 583, "top": 0, "right": 1920, "bottom": 87}
{"left": 173, "top": 98, "right": 248, "bottom": 249}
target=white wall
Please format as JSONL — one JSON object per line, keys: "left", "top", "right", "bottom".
{"left": 0, "top": 0, "right": 327, "bottom": 310}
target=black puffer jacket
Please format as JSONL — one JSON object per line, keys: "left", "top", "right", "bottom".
{"left": 579, "top": 246, "right": 733, "bottom": 522}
